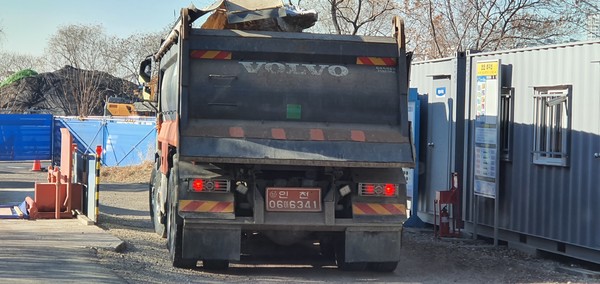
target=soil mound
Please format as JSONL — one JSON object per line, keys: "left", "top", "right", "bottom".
{"left": 0, "top": 66, "right": 137, "bottom": 116}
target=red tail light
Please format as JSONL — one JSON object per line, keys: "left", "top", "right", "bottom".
{"left": 192, "top": 179, "right": 204, "bottom": 192}
{"left": 359, "top": 183, "right": 398, "bottom": 197}
{"left": 384, "top": 184, "right": 396, "bottom": 196}
{"left": 189, "top": 179, "right": 230, "bottom": 192}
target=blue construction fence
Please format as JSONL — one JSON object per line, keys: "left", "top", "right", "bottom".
{"left": 0, "top": 114, "right": 156, "bottom": 166}
{"left": 54, "top": 117, "right": 156, "bottom": 166}
{"left": 0, "top": 114, "right": 53, "bottom": 161}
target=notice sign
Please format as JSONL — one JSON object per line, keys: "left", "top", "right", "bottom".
{"left": 474, "top": 60, "right": 500, "bottom": 198}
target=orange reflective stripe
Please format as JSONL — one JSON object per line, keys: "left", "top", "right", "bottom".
{"left": 271, "top": 128, "right": 286, "bottom": 140}
{"left": 356, "top": 57, "right": 396, "bottom": 66}
{"left": 350, "top": 130, "right": 365, "bottom": 142}
{"left": 179, "top": 200, "right": 234, "bottom": 213}
{"left": 191, "top": 50, "right": 232, "bottom": 60}
{"left": 353, "top": 203, "right": 406, "bottom": 215}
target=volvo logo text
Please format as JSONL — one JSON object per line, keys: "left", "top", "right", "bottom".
{"left": 239, "top": 61, "right": 349, "bottom": 77}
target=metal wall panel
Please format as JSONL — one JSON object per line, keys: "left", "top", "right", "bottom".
{"left": 0, "top": 114, "right": 53, "bottom": 161}
{"left": 465, "top": 41, "right": 600, "bottom": 251}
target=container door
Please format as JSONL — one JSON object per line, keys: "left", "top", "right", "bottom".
{"left": 425, "top": 76, "right": 453, "bottom": 208}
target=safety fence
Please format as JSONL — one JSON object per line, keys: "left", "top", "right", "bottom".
{"left": 0, "top": 114, "right": 155, "bottom": 166}
{"left": 0, "top": 114, "right": 53, "bottom": 161}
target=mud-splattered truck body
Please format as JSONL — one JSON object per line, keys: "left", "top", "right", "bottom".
{"left": 145, "top": 5, "right": 414, "bottom": 271}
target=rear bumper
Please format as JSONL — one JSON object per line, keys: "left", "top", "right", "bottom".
{"left": 182, "top": 216, "right": 404, "bottom": 262}
{"left": 183, "top": 215, "right": 404, "bottom": 231}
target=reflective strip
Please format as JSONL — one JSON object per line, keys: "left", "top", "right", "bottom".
{"left": 271, "top": 128, "right": 286, "bottom": 140}
{"left": 310, "top": 129, "right": 325, "bottom": 141}
{"left": 229, "top": 127, "right": 245, "bottom": 138}
{"left": 180, "top": 200, "right": 234, "bottom": 213}
{"left": 191, "top": 50, "right": 232, "bottom": 60}
{"left": 352, "top": 203, "right": 406, "bottom": 215}
{"left": 204, "top": 125, "right": 407, "bottom": 143}
{"left": 356, "top": 57, "right": 396, "bottom": 66}
{"left": 350, "top": 130, "right": 365, "bottom": 142}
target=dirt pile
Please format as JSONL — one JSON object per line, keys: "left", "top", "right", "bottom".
{"left": 0, "top": 66, "right": 137, "bottom": 116}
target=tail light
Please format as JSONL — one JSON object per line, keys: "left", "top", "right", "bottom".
{"left": 189, "top": 179, "right": 230, "bottom": 192}
{"left": 358, "top": 183, "right": 398, "bottom": 197}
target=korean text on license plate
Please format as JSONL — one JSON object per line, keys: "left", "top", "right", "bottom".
{"left": 265, "top": 187, "right": 321, "bottom": 212}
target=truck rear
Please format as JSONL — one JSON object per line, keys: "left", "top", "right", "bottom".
{"left": 144, "top": 4, "right": 414, "bottom": 271}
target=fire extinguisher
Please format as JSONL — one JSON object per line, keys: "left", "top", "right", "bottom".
{"left": 440, "top": 206, "right": 450, "bottom": 237}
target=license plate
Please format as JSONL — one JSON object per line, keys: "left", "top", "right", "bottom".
{"left": 265, "top": 187, "right": 322, "bottom": 212}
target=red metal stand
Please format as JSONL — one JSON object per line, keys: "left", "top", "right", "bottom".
{"left": 434, "top": 172, "right": 461, "bottom": 238}
{"left": 34, "top": 128, "right": 82, "bottom": 219}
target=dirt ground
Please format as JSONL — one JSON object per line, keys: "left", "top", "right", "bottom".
{"left": 91, "top": 165, "right": 599, "bottom": 283}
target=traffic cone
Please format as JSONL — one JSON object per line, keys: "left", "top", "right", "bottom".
{"left": 31, "top": 160, "right": 42, "bottom": 171}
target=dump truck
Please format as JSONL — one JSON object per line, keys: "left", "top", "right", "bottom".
{"left": 140, "top": 0, "right": 414, "bottom": 271}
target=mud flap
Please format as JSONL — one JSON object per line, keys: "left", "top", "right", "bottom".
{"left": 344, "top": 229, "right": 402, "bottom": 262}
{"left": 183, "top": 226, "right": 241, "bottom": 261}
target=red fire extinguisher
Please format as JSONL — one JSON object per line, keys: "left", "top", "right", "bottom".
{"left": 440, "top": 206, "right": 450, "bottom": 237}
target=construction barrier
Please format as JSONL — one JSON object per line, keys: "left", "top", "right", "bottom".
{"left": 31, "top": 160, "right": 42, "bottom": 171}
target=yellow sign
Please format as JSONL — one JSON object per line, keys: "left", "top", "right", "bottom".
{"left": 477, "top": 61, "right": 499, "bottom": 76}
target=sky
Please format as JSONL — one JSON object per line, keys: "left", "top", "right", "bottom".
{"left": 0, "top": 0, "right": 214, "bottom": 56}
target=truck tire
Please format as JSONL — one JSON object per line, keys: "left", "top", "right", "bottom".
{"left": 368, "top": 261, "right": 399, "bottom": 272}
{"left": 149, "top": 168, "right": 166, "bottom": 238}
{"left": 167, "top": 169, "right": 197, "bottom": 269}
{"left": 203, "top": 259, "right": 229, "bottom": 270}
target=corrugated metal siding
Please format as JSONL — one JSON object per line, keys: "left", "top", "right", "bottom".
{"left": 0, "top": 114, "right": 53, "bottom": 161}
{"left": 468, "top": 42, "right": 600, "bottom": 249}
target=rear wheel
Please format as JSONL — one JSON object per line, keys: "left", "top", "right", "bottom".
{"left": 149, "top": 168, "right": 166, "bottom": 237}
{"left": 368, "top": 261, "right": 399, "bottom": 272}
{"left": 166, "top": 168, "right": 197, "bottom": 269}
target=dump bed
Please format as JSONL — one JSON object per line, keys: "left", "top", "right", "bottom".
{"left": 160, "top": 28, "right": 413, "bottom": 168}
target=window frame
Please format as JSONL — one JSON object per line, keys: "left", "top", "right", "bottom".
{"left": 500, "top": 87, "right": 514, "bottom": 162}
{"left": 532, "top": 85, "right": 571, "bottom": 167}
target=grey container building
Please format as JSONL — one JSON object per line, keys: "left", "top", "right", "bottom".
{"left": 410, "top": 41, "right": 600, "bottom": 263}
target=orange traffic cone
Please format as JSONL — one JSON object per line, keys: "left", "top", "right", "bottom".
{"left": 31, "top": 160, "right": 42, "bottom": 171}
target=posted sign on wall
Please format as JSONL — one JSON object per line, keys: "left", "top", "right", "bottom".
{"left": 473, "top": 60, "right": 500, "bottom": 198}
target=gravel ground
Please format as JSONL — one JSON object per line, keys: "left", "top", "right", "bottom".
{"left": 95, "top": 181, "right": 596, "bottom": 283}
{"left": 2, "top": 162, "right": 595, "bottom": 283}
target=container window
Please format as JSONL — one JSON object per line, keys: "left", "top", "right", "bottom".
{"left": 532, "top": 86, "right": 571, "bottom": 166}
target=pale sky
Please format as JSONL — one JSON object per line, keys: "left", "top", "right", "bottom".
{"left": 0, "top": 0, "right": 213, "bottom": 56}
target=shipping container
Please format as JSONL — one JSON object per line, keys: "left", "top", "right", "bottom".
{"left": 412, "top": 40, "right": 600, "bottom": 264}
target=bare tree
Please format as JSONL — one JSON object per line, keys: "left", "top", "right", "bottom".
{"left": 43, "top": 25, "right": 123, "bottom": 116}
{"left": 107, "top": 32, "right": 163, "bottom": 82}
{"left": 45, "top": 24, "right": 116, "bottom": 72}
{"left": 297, "top": 0, "right": 399, "bottom": 35}
{"left": 0, "top": 52, "right": 47, "bottom": 79}
{"left": 400, "top": 0, "right": 586, "bottom": 59}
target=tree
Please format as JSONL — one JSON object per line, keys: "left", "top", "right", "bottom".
{"left": 400, "top": 0, "right": 586, "bottom": 59}
{"left": 107, "top": 32, "right": 164, "bottom": 82}
{"left": 301, "top": 0, "right": 400, "bottom": 35}
{"left": 43, "top": 25, "right": 111, "bottom": 116}
{"left": 45, "top": 24, "right": 114, "bottom": 72}
{"left": 0, "top": 52, "right": 47, "bottom": 79}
